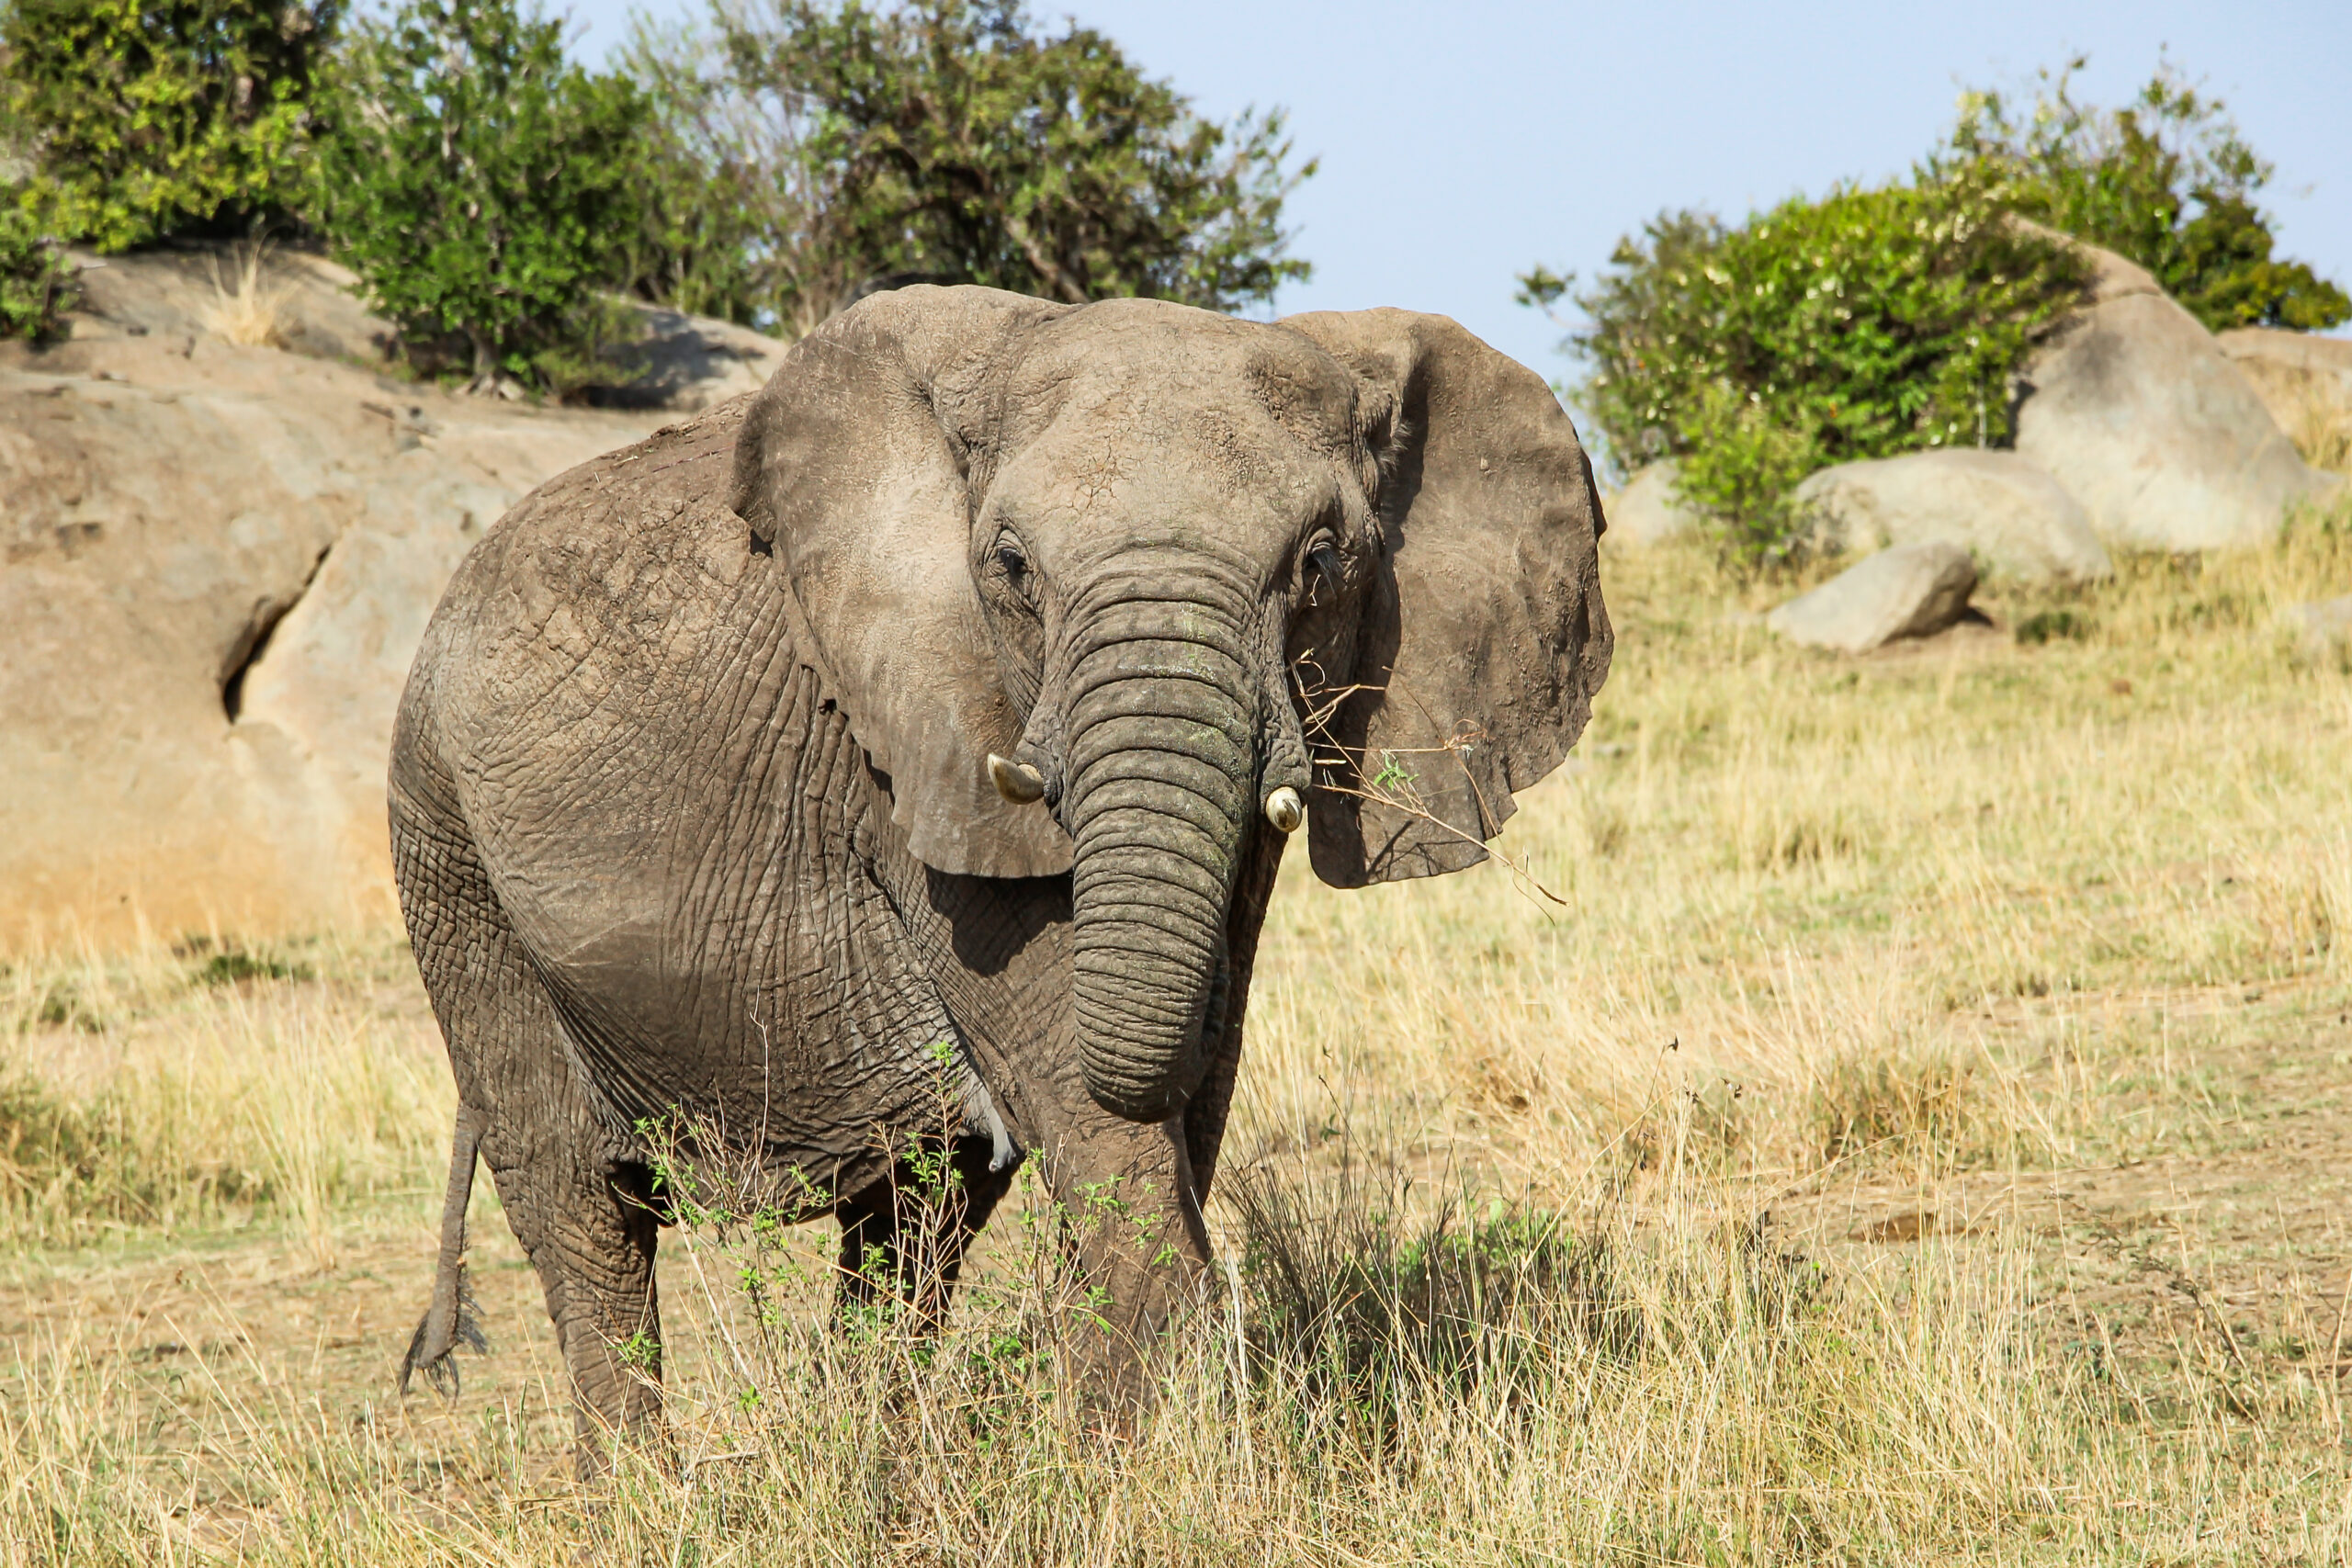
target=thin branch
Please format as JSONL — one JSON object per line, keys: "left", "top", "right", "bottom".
{"left": 1290, "top": 653, "right": 1570, "bottom": 908}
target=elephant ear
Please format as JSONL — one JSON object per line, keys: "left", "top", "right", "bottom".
{"left": 1276, "top": 309, "right": 1613, "bottom": 888}
{"left": 729, "top": 285, "right": 1077, "bottom": 879}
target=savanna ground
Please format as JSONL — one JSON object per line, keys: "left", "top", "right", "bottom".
{"left": 9, "top": 495, "right": 2352, "bottom": 1564}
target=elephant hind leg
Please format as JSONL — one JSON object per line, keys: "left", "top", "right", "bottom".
{"left": 392, "top": 773, "right": 668, "bottom": 1479}
{"left": 491, "top": 1152, "right": 667, "bottom": 1478}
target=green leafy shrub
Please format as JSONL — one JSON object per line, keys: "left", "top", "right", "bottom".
{"left": 0, "top": 198, "right": 77, "bottom": 337}
{"left": 0, "top": 0, "right": 339, "bottom": 251}
{"left": 615, "top": 0, "right": 1314, "bottom": 335}
{"left": 1529, "top": 174, "right": 2087, "bottom": 569}
{"left": 315, "top": 0, "right": 648, "bottom": 392}
{"left": 190, "top": 946, "right": 311, "bottom": 986}
{"left": 1941, "top": 59, "right": 2350, "bottom": 333}
{"left": 1526, "top": 60, "right": 2346, "bottom": 571}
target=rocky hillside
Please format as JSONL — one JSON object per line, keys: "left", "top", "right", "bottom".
{"left": 1, "top": 246, "right": 782, "bottom": 946}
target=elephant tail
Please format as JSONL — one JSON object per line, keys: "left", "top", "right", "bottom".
{"left": 401, "top": 1102, "right": 490, "bottom": 1396}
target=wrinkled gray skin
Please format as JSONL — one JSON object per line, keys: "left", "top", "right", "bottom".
{"left": 390, "top": 287, "right": 1611, "bottom": 1473}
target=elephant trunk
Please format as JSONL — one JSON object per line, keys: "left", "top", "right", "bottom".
{"left": 1063, "top": 586, "right": 1256, "bottom": 1123}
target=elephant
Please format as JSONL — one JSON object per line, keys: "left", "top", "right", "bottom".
{"left": 388, "top": 285, "right": 1611, "bottom": 1472}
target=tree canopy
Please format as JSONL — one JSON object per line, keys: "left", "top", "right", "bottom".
{"left": 316, "top": 0, "right": 647, "bottom": 390}
{"left": 1939, "top": 60, "right": 2349, "bottom": 334}
{"left": 618, "top": 0, "right": 1314, "bottom": 335}
{"left": 0, "top": 0, "right": 1315, "bottom": 377}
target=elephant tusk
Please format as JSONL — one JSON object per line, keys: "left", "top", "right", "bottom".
{"left": 1263, "top": 785, "right": 1305, "bottom": 834}
{"left": 988, "top": 753, "right": 1046, "bottom": 805}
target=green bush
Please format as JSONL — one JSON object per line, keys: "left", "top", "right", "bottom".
{"left": 0, "top": 0, "right": 338, "bottom": 251}
{"left": 1528, "top": 173, "right": 2087, "bottom": 569}
{"left": 1526, "top": 60, "right": 2346, "bottom": 571}
{"left": 615, "top": 0, "right": 1314, "bottom": 335}
{"left": 1941, "top": 59, "right": 2349, "bottom": 334}
{"left": 316, "top": 0, "right": 648, "bottom": 392}
{"left": 0, "top": 198, "right": 77, "bottom": 337}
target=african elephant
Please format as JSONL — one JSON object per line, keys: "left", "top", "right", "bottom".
{"left": 389, "top": 286, "right": 1611, "bottom": 1472}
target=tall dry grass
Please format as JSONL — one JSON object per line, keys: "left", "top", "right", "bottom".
{"left": 2279, "top": 378, "right": 2352, "bottom": 477}
{"left": 202, "top": 243, "right": 293, "bottom": 350}
{"left": 1239, "top": 506, "right": 2352, "bottom": 1190}
{"left": 5, "top": 495, "right": 2352, "bottom": 1561}
{"left": 0, "top": 935, "right": 447, "bottom": 1259}
{"left": 1, "top": 1126, "right": 2344, "bottom": 1564}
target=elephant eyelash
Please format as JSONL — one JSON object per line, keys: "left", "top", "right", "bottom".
{"left": 1302, "top": 540, "right": 1341, "bottom": 606}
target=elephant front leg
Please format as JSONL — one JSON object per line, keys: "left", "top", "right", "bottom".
{"left": 1035, "top": 1111, "right": 1215, "bottom": 1414}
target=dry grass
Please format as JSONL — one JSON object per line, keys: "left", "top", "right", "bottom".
{"left": 1248, "top": 512, "right": 2352, "bottom": 1184}
{"left": 202, "top": 243, "right": 293, "bottom": 350}
{"left": 2286, "top": 382, "right": 2352, "bottom": 477}
{"left": 0, "top": 936, "right": 447, "bottom": 1261}
{"left": 7, "top": 499, "right": 2352, "bottom": 1562}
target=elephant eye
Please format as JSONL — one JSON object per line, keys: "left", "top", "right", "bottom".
{"left": 994, "top": 538, "right": 1032, "bottom": 594}
{"left": 1303, "top": 540, "right": 1341, "bottom": 606}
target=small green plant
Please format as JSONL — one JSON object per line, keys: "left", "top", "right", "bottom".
{"left": 315, "top": 0, "right": 648, "bottom": 393}
{"left": 191, "top": 947, "right": 310, "bottom": 987}
{"left": 28, "top": 980, "right": 105, "bottom": 1032}
{"left": 2016, "top": 606, "right": 2093, "bottom": 645}
{"left": 1, "top": 0, "right": 339, "bottom": 251}
{"left": 0, "top": 200, "right": 77, "bottom": 339}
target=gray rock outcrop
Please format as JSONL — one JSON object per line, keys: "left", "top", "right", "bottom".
{"left": 598, "top": 304, "right": 780, "bottom": 412}
{"left": 1765, "top": 542, "right": 1978, "bottom": 655}
{"left": 1, "top": 247, "right": 779, "bottom": 947}
{"left": 67, "top": 244, "right": 397, "bottom": 363}
{"left": 1794, "top": 448, "right": 2110, "bottom": 584}
{"left": 2011, "top": 236, "right": 2338, "bottom": 550}
{"left": 65, "top": 243, "right": 785, "bottom": 410}
{"left": 1602, "top": 460, "right": 1702, "bottom": 546}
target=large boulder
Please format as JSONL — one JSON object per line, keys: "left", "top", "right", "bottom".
{"left": 2217, "top": 328, "right": 2352, "bottom": 472}
{"left": 1602, "top": 460, "right": 1702, "bottom": 546}
{"left": 0, "top": 249, "right": 775, "bottom": 948}
{"left": 596, "top": 304, "right": 781, "bottom": 412}
{"left": 67, "top": 243, "right": 396, "bottom": 364}
{"left": 1794, "top": 448, "right": 2111, "bottom": 584}
{"left": 2011, "top": 236, "right": 2338, "bottom": 550}
{"left": 1765, "top": 542, "right": 1978, "bottom": 655}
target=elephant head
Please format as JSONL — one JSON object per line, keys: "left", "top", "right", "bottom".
{"left": 730, "top": 287, "right": 1611, "bottom": 1123}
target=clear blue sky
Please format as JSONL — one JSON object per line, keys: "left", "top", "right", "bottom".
{"left": 566, "top": 0, "right": 2352, "bottom": 377}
